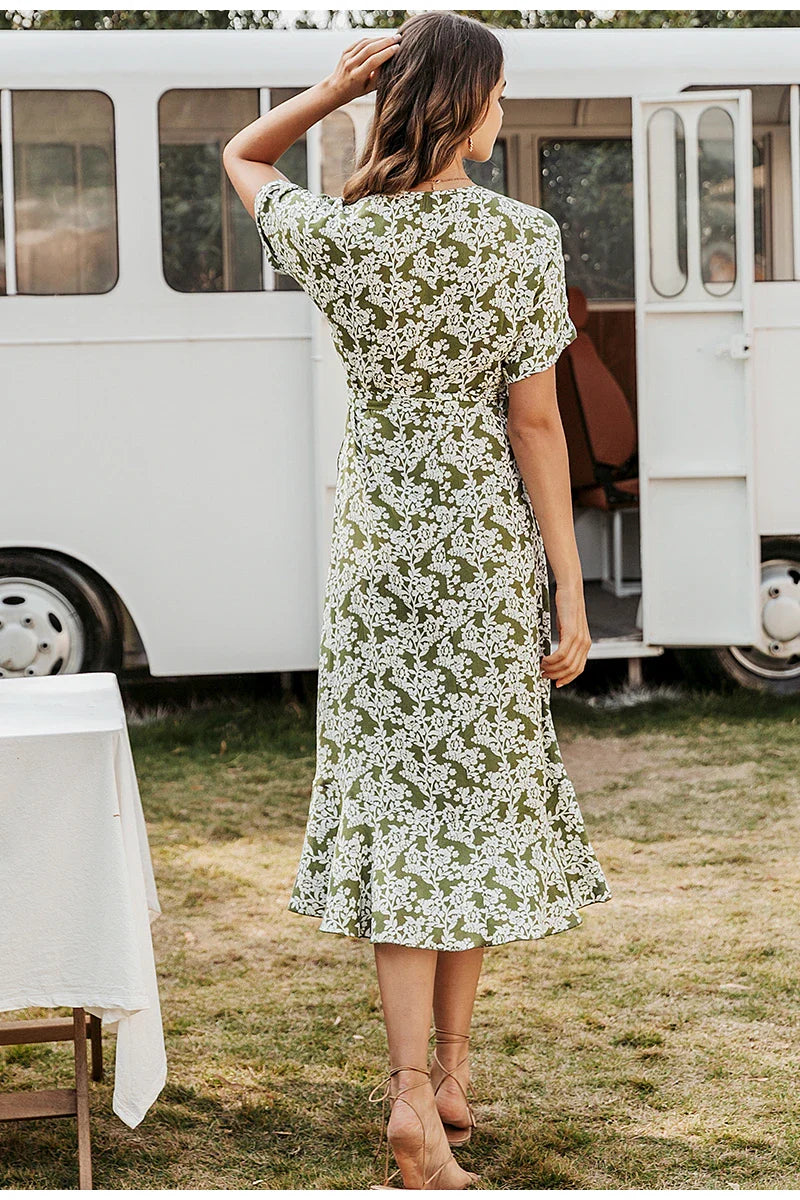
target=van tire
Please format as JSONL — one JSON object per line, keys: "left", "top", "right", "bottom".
{"left": 0, "top": 550, "right": 123, "bottom": 678}
{"left": 674, "top": 536, "right": 800, "bottom": 696}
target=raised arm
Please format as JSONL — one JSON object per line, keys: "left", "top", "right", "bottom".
{"left": 222, "top": 33, "right": 403, "bottom": 215}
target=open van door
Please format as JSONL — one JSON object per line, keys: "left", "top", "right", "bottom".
{"left": 632, "top": 90, "right": 761, "bottom": 646}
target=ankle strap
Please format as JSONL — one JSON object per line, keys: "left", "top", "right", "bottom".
{"left": 368, "top": 1064, "right": 430, "bottom": 1104}
{"left": 431, "top": 1026, "right": 470, "bottom": 1041}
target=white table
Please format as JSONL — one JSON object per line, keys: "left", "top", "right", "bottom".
{"left": 0, "top": 672, "right": 166, "bottom": 1129}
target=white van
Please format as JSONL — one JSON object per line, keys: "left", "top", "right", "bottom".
{"left": 1, "top": 28, "right": 798, "bottom": 693}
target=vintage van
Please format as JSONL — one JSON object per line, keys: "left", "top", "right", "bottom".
{"left": 1, "top": 27, "right": 798, "bottom": 693}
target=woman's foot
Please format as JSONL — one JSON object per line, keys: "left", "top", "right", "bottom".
{"left": 385, "top": 1068, "right": 478, "bottom": 1189}
{"left": 430, "top": 1030, "right": 476, "bottom": 1139}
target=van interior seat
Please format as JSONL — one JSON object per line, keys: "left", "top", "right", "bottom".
{"left": 556, "top": 285, "right": 639, "bottom": 512}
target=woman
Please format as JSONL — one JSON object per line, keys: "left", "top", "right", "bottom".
{"left": 224, "top": 11, "right": 612, "bottom": 1190}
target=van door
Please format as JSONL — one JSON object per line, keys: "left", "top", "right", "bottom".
{"left": 632, "top": 90, "right": 761, "bottom": 646}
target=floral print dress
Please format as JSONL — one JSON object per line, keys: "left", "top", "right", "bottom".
{"left": 254, "top": 177, "right": 612, "bottom": 951}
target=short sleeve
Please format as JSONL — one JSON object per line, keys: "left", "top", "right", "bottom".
{"left": 501, "top": 219, "right": 578, "bottom": 384}
{"left": 253, "top": 177, "right": 337, "bottom": 287}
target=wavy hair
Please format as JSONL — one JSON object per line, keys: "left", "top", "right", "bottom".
{"left": 343, "top": 11, "right": 503, "bottom": 204}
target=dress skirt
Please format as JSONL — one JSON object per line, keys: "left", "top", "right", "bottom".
{"left": 287, "top": 378, "right": 612, "bottom": 951}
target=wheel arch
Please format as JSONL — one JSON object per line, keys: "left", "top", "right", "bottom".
{"left": 674, "top": 533, "right": 800, "bottom": 695}
{"left": 0, "top": 543, "right": 151, "bottom": 674}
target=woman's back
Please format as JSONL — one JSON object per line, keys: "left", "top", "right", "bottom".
{"left": 254, "top": 178, "right": 577, "bottom": 399}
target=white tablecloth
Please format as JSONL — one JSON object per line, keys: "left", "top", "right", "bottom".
{"left": 0, "top": 672, "right": 166, "bottom": 1128}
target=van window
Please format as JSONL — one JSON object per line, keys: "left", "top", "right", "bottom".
{"left": 646, "top": 109, "right": 689, "bottom": 299}
{"left": 698, "top": 106, "right": 736, "bottom": 297}
{"left": 159, "top": 88, "right": 259, "bottom": 293}
{"left": 538, "top": 137, "right": 634, "bottom": 301}
{"left": 158, "top": 87, "right": 309, "bottom": 293}
{"left": 11, "top": 89, "right": 118, "bottom": 295}
{"left": 321, "top": 109, "right": 356, "bottom": 195}
{"left": 0, "top": 105, "right": 5, "bottom": 296}
{"left": 683, "top": 83, "right": 797, "bottom": 281}
{"left": 472, "top": 137, "right": 508, "bottom": 193}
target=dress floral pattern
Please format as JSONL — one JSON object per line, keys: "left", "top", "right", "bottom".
{"left": 254, "top": 177, "right": 612, "bottom": 950}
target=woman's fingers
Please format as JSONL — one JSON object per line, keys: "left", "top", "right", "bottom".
{"left": 542, "top": 630, "right": 582, "bottom": 670}
{"left": 345, "top": 34, "right": 401, "bottom": 78}
{"left": 541, "top": 630, "right": 591, "bottom": 687}
{"left": 544, "top": 634, "right": 589, "bottom": 670}
{"left": 540, "top": 584, "right": 591, "bottom": 687}
{"left": 341, "top": 34, "right": 394, "bottom": 60}
{"left": 542, "top": 638, "right": 571, "bottom": 669}
{"left": 332, "top": 34, "right": 401, "bottom": 99}
{"left": 347, "top": 32, "right": 400, "bottom": 62}
{"left": 359, "top": 40, "right": 403, "bottom": 92}
{"left": 545, "top": 655, "right": 582, "bottom": 685}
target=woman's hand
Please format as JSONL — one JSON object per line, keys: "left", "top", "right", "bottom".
{"left": 324, "top": 33, "right": 402, "bottom": 104}
{"left": 540, "top": 583, "right": 592, "bottom": 688}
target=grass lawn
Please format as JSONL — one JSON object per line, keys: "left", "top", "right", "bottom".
{"left": 1, "top": 680, "right": 799, "bottom": 1189}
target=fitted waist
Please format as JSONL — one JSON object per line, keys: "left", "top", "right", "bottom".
{"left": 346, "top": 377, "right": 506, "bottom": 411}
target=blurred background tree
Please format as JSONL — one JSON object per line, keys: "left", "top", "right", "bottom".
{"left": 1, "top": 9, "right": 800, "bottom": 31}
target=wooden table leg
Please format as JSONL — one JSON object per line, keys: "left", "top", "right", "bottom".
{"left": 72, "top": 1008, "right": 92, "bottom": 1190}
{"left": 88, "top": 1014, "right": 103, "bottom": 1081}
{"left": 0, "top": 1011, "right": 101, "bottom": 1188}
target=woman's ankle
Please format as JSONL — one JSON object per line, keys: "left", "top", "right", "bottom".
{"left": 432, "top": 1041, "right": 470, "bottom": 1077}
{"left": 389, "top": 1066, "right": 431, "bottom": 1096}
{"left": 434, "top": 1043, "right": 469, "bottom": 1065}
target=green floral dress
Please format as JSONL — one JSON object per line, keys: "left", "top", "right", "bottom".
{"left": 254, "top": 178, "right": 612, "bottom": 950}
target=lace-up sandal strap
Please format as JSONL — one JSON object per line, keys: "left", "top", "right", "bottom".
{"left": 430, "top": 1028, "right": 478, "bottom": 1130}
{"left": 367, "top": 1066, "right": 431, "bottom": 1187}
{"left": 430, "top": 1030, "right": 471, "bottom": 1094}
{"left": 424, "top": 1154, "right": 454, "bottom": 1189}
{"left": 368, "top": 1063, "right": 431, "bottom": 1102}
{"left": 431, "top": 1066, "right": 478, "bottom": 1131}
{"left": 431, "top": 1026, "right": 471, "bottom": 1072}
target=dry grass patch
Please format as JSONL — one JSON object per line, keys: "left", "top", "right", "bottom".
{"left": 1, "top": 684, "right": 798, "bottom": 1187}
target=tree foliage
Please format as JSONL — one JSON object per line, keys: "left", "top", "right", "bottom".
{"left": 2, "top": 9, "right": 799, "bottom": 32}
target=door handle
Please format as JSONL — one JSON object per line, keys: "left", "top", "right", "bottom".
{"left": 716, "top": 331, "right": 751, "bottom": 359}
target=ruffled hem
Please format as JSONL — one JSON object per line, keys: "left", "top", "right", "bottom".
{"left": 287, "top": 763, "right": 613, "bottom": 952}
{"left": 287, "top": 887, "right": 612, "bottom": 951}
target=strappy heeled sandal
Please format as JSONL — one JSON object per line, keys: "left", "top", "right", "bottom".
{"left": 367, "top": 1064, "right": 481, "bottom": 1190}
{"left": 430, "top": 1026, "right": 479, "bottom": 1147}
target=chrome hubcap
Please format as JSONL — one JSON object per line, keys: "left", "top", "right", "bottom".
{"left": 0, "top": 576, "right": 84, "bottom": 678}
{"left": 729, "top": 558, "right": 800, "bottom": 680}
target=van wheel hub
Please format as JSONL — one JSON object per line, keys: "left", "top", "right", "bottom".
{"left": 0, "top": 577, "right": 83, "bottom": 677}
{"left": 758, "top": 561, "right": 800, "bottom": 656}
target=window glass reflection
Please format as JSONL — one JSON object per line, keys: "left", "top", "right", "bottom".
{"left": 13, "top": 89, "right": 117, "bottom": 295}
{"left": 321, "top": 109, "right": 356, "bottom": 196}
{"left": 159, "top": 88, "right": 262, "bottom": 293}
{"left": 646, "top": 108, "right": 687, "bottom": 299}
{"left": 539, "top": 137, "right": 634, "bottom": 301}
{"left": 698, "top": 105, "right": 736, "bottom": 296}
{"left": 467, "top": 137, "right": 507, "bottom": 194}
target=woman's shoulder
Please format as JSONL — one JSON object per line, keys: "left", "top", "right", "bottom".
{"left": 253, "top": 178, "right": 345, "bottom": 285}
{"left": 481, "top": 189, "right": 560, "bottom": 241}
{"left": 255, "top": 178, "right": 342, "bottom": 224}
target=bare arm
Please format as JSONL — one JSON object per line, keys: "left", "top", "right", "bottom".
{"left": 507, "top": 365, "right": 591, "bottom": 688}
{"left": 222, "top": 33, "right": 402, "bottom": 215}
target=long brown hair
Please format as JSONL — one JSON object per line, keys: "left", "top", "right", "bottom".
{"left": 343, "top": 11, "right": 503, "bottom": 204}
